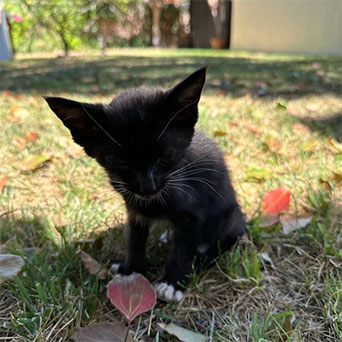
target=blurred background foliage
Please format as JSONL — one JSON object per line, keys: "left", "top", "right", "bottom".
{"left": 4, "top": 0, "right": 191, "bottom": 55}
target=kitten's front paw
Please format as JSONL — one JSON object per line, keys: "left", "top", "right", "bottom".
{"left": 154, "top": 282, "right": 184, "bottom": 302}
{"left": 110, "top": 263, "right": 121, "bottom": 274}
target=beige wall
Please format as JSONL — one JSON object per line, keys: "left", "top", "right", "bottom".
{"left": 231, "top": 0, "right": 342, "bottom": 55}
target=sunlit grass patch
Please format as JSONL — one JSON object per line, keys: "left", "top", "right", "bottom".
{"left": 0, "top": 49, "right": 341, "bottom": 341}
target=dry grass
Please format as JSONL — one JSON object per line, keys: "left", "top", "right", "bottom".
{"left": 0, "top": 48, "right": 341, "bottom": 341}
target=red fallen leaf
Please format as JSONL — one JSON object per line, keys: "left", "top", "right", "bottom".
{"left": 0, "top": 175, "right": 8, "bottom": 192}
{"left": 26, "top": 132, "right": 39, "bottom": 142}
{"left": 107, "top": 273, "right": 156, "bottom": 323}
{"left": 80, "top": 251, "right": 108, "bottom": 280}
{"left": 261, "top": 188, "right": 291, "bottom": 215}
{"left": 71, "top": 322, "right": 133, "bottom": 342}
{"left": 3, "top": 90, "right": 11, "bottom": 96}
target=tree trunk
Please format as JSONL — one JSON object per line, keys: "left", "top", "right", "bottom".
{"left": 150, "top": 0, "right": 162, "bottom": 47}
{"left": 59, "top": 31, "right": 69, "bottom": 56}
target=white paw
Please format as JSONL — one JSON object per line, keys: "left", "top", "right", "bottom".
{"left": 110, "top": 263, "right": 120, "bottom": 274}
{"left": 154, "top": 282, "right": 184, "bottom": 302}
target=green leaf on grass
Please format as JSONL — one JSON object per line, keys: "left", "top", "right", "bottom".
{"left": 21, "top": 154, "right": 51, "bottom": 171}
{"left": 244, "top": 167, "right": 273, "bottom": 182}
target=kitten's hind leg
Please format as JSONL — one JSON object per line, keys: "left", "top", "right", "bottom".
{"left": 110, "top": 216, "right": 149, "bottom": 275}
{"left": 198, "top": 205, "right": 245, "bottom": 267}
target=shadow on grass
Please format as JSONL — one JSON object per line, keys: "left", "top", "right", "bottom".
{"left": 295, "top": 112, "right": 342, "bottom": 141}
{"left": 1, "top": 54, "right": 341, "bottom": 98}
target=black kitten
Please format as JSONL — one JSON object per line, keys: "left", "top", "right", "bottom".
{"left": 45, "top": 67, "right": 245, "bottom": 302}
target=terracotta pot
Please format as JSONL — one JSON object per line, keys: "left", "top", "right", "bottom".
{"left": 210, "top": 38, "right": 227, "bottom": 49}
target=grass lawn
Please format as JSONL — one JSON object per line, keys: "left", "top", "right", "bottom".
{"left": 0, "top": 48, "right": 341, "bottom": 341}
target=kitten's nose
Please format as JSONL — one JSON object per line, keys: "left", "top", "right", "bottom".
{"left": 139, "top": 170, "right": 157, "bottom": 195}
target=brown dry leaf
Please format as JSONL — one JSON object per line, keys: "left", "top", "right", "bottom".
{"left": 280, "top": 216, "right": 312, "bottom": 235}
{"left": 26, "top": 132, "right": 39, "bottom": 142}
{"left": 14, "top": 137, "right": 27, "bottom": 149}
{"left": 72, "top": 322, "right": 133, "bottom": 342}
{"left": 263, "top": 136, "right": 282, "bottom": 153}
{"left": 260, "top": 215, "right": 279, "bottom": 228}
{"left": 80, "top": 251, "right": 108, "bottom": 279}
{"left": 21, "top": 154, "right": 52, "bottom": 172}
{"left": 303, "top": 139, "right": 319, "bottom": 153}
{"left": 214, "top": 130, "right": 227, "bottom": 137}
{"left": 245, "top": 125, "right": 260, "bottom": 134}
{"left": 6, "top": 114, "right": 20, "bottom": 122}
{"left": 0, "top": 175, "right": 8, "bottom": 192}
{"left": 327, "top": 138, "right": 342, "bottom": 153}
{"left": 291, "top": 124, "right": 311, "bottom": 135}
{"left": 0, "top": 254, "right": 25, "bottom": 284}
{"left": 227, "top": 121, "right": 239, "bottom": 128}
{"left": 51, "top": 213, "right": 68, "bottom": 227}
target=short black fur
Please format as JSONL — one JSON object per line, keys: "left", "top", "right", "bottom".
{"left": 45, "top": 67, "right": 245, "bottom": 289}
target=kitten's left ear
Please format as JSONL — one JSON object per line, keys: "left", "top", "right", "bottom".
{"left": 169, "top": 67, "right": 206, "bottom": 108}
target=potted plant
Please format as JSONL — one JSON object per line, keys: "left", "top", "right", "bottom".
{"left": 207, "top": 0, "right": 227, "bottom": 49}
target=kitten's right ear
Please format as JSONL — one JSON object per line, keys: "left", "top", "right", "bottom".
{"left": 45, "top": 96, "right": 105, "bottom": 134}
{"left": 169, "top": 67, "right": 207, "bottom": 108}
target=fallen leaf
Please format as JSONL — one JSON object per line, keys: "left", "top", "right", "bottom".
{"left": 14, "top": 137, "right": 27, "bottom": 149}
{"left": 245, "top": 125, "right": 260, "bottom": 134}
{"left": 244, "top": 167, "right": 272, "bottom": 182}
{"left": 158, "top": 323, "right": 206, "bottom": 342}
{"left": 21, "top": 154, "right": 51, "bottom": 171}
{"left": 263, "top": 136, "right": 282, "bottom": 153}
{"left": 71, "top": 322, "right": 133, "bottom": 342}
{"left": 51, "top": 213, "right": 68, "bottom": 227}
{"left": 213, "top": 130, "right": 227, "bottom": 137}
{"left": 26, "top": 132, "right": 39, "bottom": 142}
{"left": 80, "top": 251, "right": 108, "bottom": 280}
{"left": 3, "top": 90, "right": 11, "bottom": 96}
{"left": 303, "top": 139, "right": 319, "bottom": 153}
{"left": 227, "top": 121, "right": 239, "bottom": 128}
{"left": 107, "top": 273, "right": 156, "bottom": 322}
{"left": 327, "top": 138, "right": 342, "bottom": 153}
{"left": 291, "top": 124, "right": 310, "bottom": 135}
{"left": 0, "top": 175, "right": 8, "bottom": 192}
{"left": 280, "top": 216, "right": 312, "bottom": 235}
{"left": 261, "top": 188, "right": 291, "bottom": 215}
{"left": 6, "top": 114, "right": 20, "bottom": 122}
{"left": 276, "top": 100, "right": 287, "bottom": 110}
{"left": 0, "top": 254, "right": 25, "bottom": 284}
{"left": 260, "top": 214, "right": 279, "bottom": 227}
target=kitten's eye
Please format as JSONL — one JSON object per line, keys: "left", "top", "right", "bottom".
{"left": 104, "top": 155, "right": 127, "bottom": 169}
{"left": 156, "top": 158, "right": 169, "bottom": 168}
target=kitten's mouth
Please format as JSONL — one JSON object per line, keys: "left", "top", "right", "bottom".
{"left": 133, "top": 190, "right": 161, "bottom": 200}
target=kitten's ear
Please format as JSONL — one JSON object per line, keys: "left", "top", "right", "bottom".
{"left": 169, "top": 67, "right": 206, "bottom": 107}
{"left": 45, "top": 96, "right": 106, "bottom": 134}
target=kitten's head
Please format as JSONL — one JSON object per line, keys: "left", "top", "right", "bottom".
{"left": 45, "top": 67, "right": 206, "bottom": 197}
